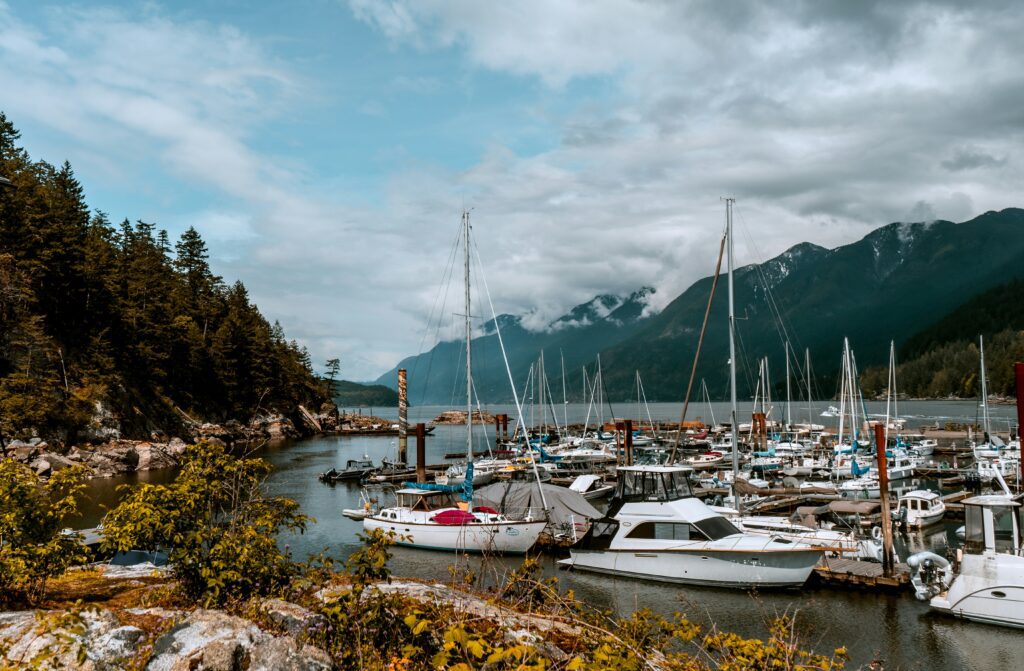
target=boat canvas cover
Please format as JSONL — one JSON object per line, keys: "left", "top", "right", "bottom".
{"left": 473, "top": 481, "right": 601, "bottom": 526}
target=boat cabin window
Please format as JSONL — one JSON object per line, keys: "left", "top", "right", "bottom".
{"left": 617, "top": 470, "right": 692, "bottom": 502}
{"left": 964, "top": 505, "right": 986, "bottom": 553}
{"left": 626, "top": 522, "right": 703, "bottom": 541}
{"left": 693, "top": 516, "right": 741, "bottom": 540}
{"left": 992, "top": 506, "right": 1020, "bottom": 553}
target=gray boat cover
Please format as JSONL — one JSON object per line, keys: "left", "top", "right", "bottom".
{"left": 473, "top": 481, "right": 602, "bottom": 526}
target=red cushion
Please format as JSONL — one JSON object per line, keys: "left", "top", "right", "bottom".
{"left": 472, "top": 506, "right": 499, "bottom": 515}
{"left": 431, "top": 509, "right": 477, "bottom": 525}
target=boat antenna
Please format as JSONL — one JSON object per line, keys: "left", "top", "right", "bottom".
{"left": 725, "top": 197, "right": 741, "bottom": 514}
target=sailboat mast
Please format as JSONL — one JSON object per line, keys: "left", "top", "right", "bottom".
{"left": 785, "top": 342, "right": 792, "bottom": 430}
{"left": 725, "top": 197, "right": 740, "bottom": 510}
{"left": 805, "top": 348, "right": 811, "bottom": 425}
{"left": 561, "top": 349, "right": 568, "bottom": 430}
{"left": 463, "top": 210, "right": 473, "bottom": 460}
{"left": 980, "top": 335, "right": 990, "bottom": 439}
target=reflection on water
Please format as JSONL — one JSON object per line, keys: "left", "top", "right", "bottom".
{"left": 73, "top": 401, "right": 1023, "bottom": 671}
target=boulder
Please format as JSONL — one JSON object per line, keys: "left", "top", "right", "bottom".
{"left": 32, "top": 459, "right": 51, "bottom": 477}
{"left": 167, "top": 437, "right": 188, "bottom": 456}
{"left": 147, "top": 609, "right": 333, "bottom": 671}
{"left": 266, "top": 418, "right": 298, "bottom": 440}
{"left": 261, "top": 598, "right": 327, "bottom": 636}
{"left": 11, "top": 444, "right": 37, "bottom": 462}
{"left": 80, "top": 401, "right": 122, "bottom": 443}
{"left": 0, "top": 607, "right": 135, "bottom": 670}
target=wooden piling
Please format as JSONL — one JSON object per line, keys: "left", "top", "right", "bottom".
{"left": 874, "top": 423, "right": 894, "bottom": 576}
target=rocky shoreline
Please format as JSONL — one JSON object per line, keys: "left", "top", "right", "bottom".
{"left": 0, "top": 404, "right": 400, "bottom": 481}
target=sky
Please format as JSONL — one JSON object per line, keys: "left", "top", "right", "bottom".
{"left": 2, "top": 0, "right": 1022, "bottom": 381}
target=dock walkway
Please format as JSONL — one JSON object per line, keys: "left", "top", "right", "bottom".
{"left": 813, "top": 557, "right": 910, "bottom": 590}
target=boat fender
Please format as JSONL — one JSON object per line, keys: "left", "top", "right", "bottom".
{"left": 871, "top": 525, "right": 883, "bottom": 541}
{"left": 906, "top": 551, "right": 952, "bottom": 602}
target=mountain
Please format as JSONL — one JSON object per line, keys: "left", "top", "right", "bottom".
{"left": 331, "top": 380, "right": 400, "bottom": 407}
{"left": 380, "top": 208, "right": 1024, "bottom": 405}
{"left": 600, "top": 208, "right": 1024, "bottom": 401}
{"left": 375, "top": 287, "right": 656, "bottom": 404}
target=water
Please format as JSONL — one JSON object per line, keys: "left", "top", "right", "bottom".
{"left": 74, "top": 401, "right": 1024, "bottom": 670}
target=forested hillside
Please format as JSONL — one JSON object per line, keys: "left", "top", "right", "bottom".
{"left": 0, "top": 113, "right": 326, "bottom": 443}
{"left": 860, "top": 280, "right": 1024, "bottom": 398}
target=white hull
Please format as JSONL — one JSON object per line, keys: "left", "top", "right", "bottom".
{"left": 562, "top": 546, "right": 820, "bottom": 587}
{"left": 931, "top": 554, "right": 1024, "bottom": 629}
{"left": 363, "top": 515, "right": 545, "bottom": 554}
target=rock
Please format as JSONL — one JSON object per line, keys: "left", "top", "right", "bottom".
{"left": 0, "top": 607, "right": 132, "bottom": 670}
{"left": 10, "top": 442, "right": 37, "bottom": 462}
{"left": 261, "top": 598, "right": 327, "bottom": 636}
{"left": 28, "top": 437, "right": 42, "bottom": 446}
{"left": 135, "top": 442, "right": 154, "bottom": 470}
{"left": 266, "top": 418, "right": 298, "bottom": 440}
{"left": 80, "top": 401, "right": 122, "bottom": 443}
{"left": 32, "top": 459, "right": 51, "bottom": 477}
{"left": 147, "top": 609, "right": 332, "bottom": 671}
{"left": 40, "top": 452, "right": 81, "bottom": 474}
{"left": 205, "top": 436, "right": 227, "bottom": 449}
{"left": 167, "top": 438, "right": 188, "bottom": 456}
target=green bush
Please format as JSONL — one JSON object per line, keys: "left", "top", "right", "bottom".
{"left": 0, "top": 461, "right": 89, "bottom": 605}
{"left": 100, "top": 441, "right": 309, "bottom": 606}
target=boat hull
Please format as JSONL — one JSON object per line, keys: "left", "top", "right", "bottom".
{"left": 363, "top": 516, "right": 545, "bottom": 554}
{"left": 562, "top": 547, "right": 820, "bottom": 588}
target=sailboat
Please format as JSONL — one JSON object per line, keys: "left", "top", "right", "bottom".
{"left": 362, "top": 211, "right": 546, "bottom": 554}
{"left": 559, "top": 199, "right": 824, "bottom": 588}
{"left": 973, "top": 335, "right": 1007, "bottom": 460}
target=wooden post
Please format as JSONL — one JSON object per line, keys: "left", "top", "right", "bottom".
{"left": 874, "top": 423, "right": 894, "bottom": 576}
{"left": 501, "top": 414, "right": 509, "bottom": 440}
{"left": 494, "top": 415, "right": 502, "bottom": 445}
{"left": 615, "top": 421, "right": 624, "bottom": 466}
{"left": 624, "top": 419, "right": 634, "bottom": 466}
{"left": 398, "top": 369, "right": 408, "bottom": 463}
{"left": 415, "top": 423, "right": 426, "bottom": 483}
{"left": 1015, "top": 363, "right": 1024, "bottom": 491}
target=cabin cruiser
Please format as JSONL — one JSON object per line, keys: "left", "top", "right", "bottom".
{"left": 435, "top": 463, "right": 496, "bottom": 486}
{"left": 319, "top": 457, "right": 376, "bottom": 482}
{"left": 559, "top": 465, "right": 824, "bottom": 588}
{"left": 897, "top": 490, "right": 946, "bottom": 528}
{"left": 363, "top": 485, "right": 546, "bottom": 554}
{"left": 909, "top": 495, "right": 1024, "bottom": 629}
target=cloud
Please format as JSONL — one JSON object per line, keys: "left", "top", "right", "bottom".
{"left": 941, "top": 147, "right": 1008, "bottom": 172}
{"left": 4, "top": 1, "right": 1024, "bottom": 383}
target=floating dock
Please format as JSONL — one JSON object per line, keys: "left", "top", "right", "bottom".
{"left": 812, "top": 557, "right": 910, "bottom": 590}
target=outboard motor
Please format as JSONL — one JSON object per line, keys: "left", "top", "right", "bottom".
{"left": 907, "top": 551, "right": 953, "bottom": 601}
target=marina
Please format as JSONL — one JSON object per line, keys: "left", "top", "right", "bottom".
{"left": 70, "top": 398, "right": 1024, "bottom": 670}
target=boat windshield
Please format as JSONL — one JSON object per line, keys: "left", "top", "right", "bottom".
{"left": 992, "top": 506, "right": 1020, "bottom": 553}
{"left": 692, "top": 516, "right": 742, "bottom": 540}
{"left": 617, "top": 469, "right": 693, "bottom": 502}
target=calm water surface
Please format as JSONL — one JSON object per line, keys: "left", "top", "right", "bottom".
{"left": 75, "top": 401, "right": 1024, "bottom": 670}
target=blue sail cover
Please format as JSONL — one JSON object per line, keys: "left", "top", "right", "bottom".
{"left": 851, "top": 458, "right": 869, "bottom": 477}
{"left": 536, "top": 444, "right": 563, "bottom": 463}
{"left": 403, "top": 462, "right": 474, "bottom": 502}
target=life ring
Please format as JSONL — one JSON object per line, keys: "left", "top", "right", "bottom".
{"left": 872, "top": 525, "right": 883, "bottom": 541}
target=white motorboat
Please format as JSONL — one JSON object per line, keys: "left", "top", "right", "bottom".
{"left": 569, "top": 474, "right": 615, "bottom": 500}
{"left": 909, "top": 495, "right": 1024, "bottom": 629}
{"left": 910, "top": 438, "right": 937, "bottom": 457}
{"left": 435, "top": 463, "right": 495, "bottom": 486}
{"left": 718, "top": 511, "right": 868, "bottom": 557}
{"left": 839, "top": 475, "right": 881, "bottom": 499}
{"left": 363, "top": 486, "right": 546, "bottom": 554}
{"left": 897, "top": 490, "right": 946, "bottom": 528}
{"left": 560, "top": 465, "right": 824, "bottom": 588}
